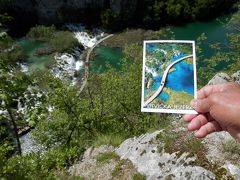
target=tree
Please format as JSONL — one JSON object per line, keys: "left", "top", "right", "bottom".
{"left": 197, "top": 11, "right": 240, "bottom": 86}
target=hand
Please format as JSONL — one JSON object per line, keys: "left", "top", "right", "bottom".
{"left": 183, "top": 82, "right": 240, "bottom": 141}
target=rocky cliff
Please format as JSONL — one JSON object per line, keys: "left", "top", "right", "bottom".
{"left": 10, "top": 0, "right": 138, "bottom": 25}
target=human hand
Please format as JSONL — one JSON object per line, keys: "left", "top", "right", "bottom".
{"left": 183, "top": 82, "right": 240, "bottom": 141}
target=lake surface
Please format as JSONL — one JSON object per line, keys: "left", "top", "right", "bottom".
{"left": 17, "top": 38, "right": 51, "bottom": 71}
{"left": 90, "top": 46, "right": 124, "bottom": 73}
{"left": 171, "top": 16, "right": 229, "bottom": 59}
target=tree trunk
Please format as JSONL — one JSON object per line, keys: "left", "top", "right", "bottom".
{"left": 7, "top": 108, "right": 22, "bottom": 155}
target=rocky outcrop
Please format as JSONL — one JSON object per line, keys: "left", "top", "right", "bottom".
{"left": 116, "top": 131, "right": 215, "bottom": 180}
{"left": 208, "top": 72, "right": 231, "bottom": 85}
{"left": 10, "top": 0, "right": 138, "bottom": 25}
{"left": 208, "top": 71, "right": 240, "bottom": 85}
{"left": 231, "top": 71, "right": 240, "bottom": 84}
{"left": 69, "top": 131, "right": 216, "bottom": 180}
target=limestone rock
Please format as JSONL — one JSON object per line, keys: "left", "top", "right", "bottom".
{"left": 223, "top": 163, "right": 240, "bottom": 180}
{"left": 115, "top": 131, "right": 215, "bottom": 180}
{"left": 231, "top": 71, "right": 240, "bottom": 84}
{"left": 208, "top": 72, "right": 231, "bottom": 85}
{"left": 69, "top": 145, "right": 117, "bottom": 179}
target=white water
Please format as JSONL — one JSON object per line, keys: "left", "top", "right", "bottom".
{"left": 52, "top": 24, "right": 105, "bottom": 84}
{"left": 66, "top": 23, "right": 105, "bottom": 48}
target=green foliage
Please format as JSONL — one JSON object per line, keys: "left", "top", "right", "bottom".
{"left": 100, "top": 0, "right": 237, "bottom": 30}
{"left": 93, "top": 133, "right": 125, "bottom": 147}
{"left": 111, "top": 160, "right": 125, "bottom": 177}
{"left": 0, "top": 32, "right": 13, "bottom": 50}
{"left": 27, "top": 25, "right": 56, "bottom": 42}
{"left": 96, "top": 152, "right": 119, "bottom": 164}
{"left": 0, "top": 33, "right": 25, "bottom": 65}
{"left": 197, "top": 16, "right": 240, "bottom": 86}
{"left": 49, "top": 31, "right": 81, "bottom": 53}
{"left": 101, "top": 9, "right": 120, "bottom": 30}
{"left": 222, "top": 139, "right": 240, "bottom": 155}
{"left": 0, "top": 146, "right": 83, "bottom": 180}
{"left": 0, "top": 45, "right": 25, "bottom": 63}
{"left": 27, "top": 26, "right": 83, "bottom": 53}
{"left": 0, "top": 0, "right": 12, "bottom": 25}
{"left": 132, "top": 173, "right": 146, "bottom": 180}
{"left": 157, "top": 128, "right": 205, "bottom": 157}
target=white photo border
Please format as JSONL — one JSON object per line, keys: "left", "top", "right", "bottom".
{"left": 141, "top": 40, "right": 198, "bottom": 114}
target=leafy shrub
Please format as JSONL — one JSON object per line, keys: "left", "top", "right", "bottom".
{"left": 0, "top": 32, "right": 13, "bottom": 50}
{"left": 0, "top": 146, "right": 83, "bottom": 179}
{"left": 27, "top": 25, "right": 56, "bottom": 42}
{"left": 0, "top": 45, "right": 25, "bottom": 64}
{"left": 49, "top": 31, "right": 82, "bottom": 53}
{"left": 93, "top": 133, "right": 125, "bottom": 147}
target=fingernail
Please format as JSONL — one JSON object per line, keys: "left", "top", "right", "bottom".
{"left": 191, "top": 99, "right": 197, "bottom": 108}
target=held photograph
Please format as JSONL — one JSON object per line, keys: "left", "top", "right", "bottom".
{"left": 141, "top": 40, "right": 197, "bottom": 114}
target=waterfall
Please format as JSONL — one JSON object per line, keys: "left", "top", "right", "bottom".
{"left": 65, "top": 23, "right": 105, "bottom": 48}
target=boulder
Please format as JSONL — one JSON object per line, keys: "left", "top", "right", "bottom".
{"left": 231, "top": 71, "right": 240, "bottom": 84}
{"left": 208, "top": 72, "right": 231, "bottom": 85}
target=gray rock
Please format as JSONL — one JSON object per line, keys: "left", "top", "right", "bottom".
{"left": 208, "top": 72, "right": 231, "bottom": 85}
{"left": 223, "top": 163, "right": 240, "bottom": 180}
{"left": 115, "top": 131, "right": 215, "bottom": 180}
{"left": 69, "top": 145, "right": 119, "bottom": 179}
{"left": 231, "top": 71, "right": 240, "bottom": 84}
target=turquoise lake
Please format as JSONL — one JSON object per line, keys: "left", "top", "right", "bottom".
{"left": 148, "top": 54, "right": 194, "bottom": 101}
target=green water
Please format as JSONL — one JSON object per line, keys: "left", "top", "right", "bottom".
{"left": 17, "top": 38, "right": 51, "bottom": 71}
{"left": 171, "top": 16, "right": 229, "bottom": 58}
{"left": 90, "top": 46, "right": 124, "bottom": 73}
{"left": 91, "top": 16, "right": 231, "bottom": 72}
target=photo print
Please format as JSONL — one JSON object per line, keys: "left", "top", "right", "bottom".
{"left": 141, "top": 40, "right": 197, "bottom": 114}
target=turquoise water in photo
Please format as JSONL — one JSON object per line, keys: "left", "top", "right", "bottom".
{"left": 152, "top": 59, "right": 194, "bottom": 93}
{"left": 148, "top": 53, "right": 194, "bottom": 101}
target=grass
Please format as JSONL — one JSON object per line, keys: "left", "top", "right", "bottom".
{"left": 221, "top": 139, "right": 240, "bottom": 155}
{"left": 93, "top": 133, "right": 126, "bottom": 147}
{"left": 112, "top": 160, "right": 125, "bottom": 177}
{"left": 132, "top": 173, "right": 146, "bottom": 180}
{"left": 96, "top": 152, "right": 120, "bottom": 164}
{"left": 111, "top": 159, "right": 137, "bottom": 178}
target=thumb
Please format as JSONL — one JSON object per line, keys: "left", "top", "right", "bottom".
{"left": 191, "top": 98, "right": 211, "bottom": 113}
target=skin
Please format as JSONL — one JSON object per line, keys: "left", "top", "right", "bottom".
{"left": 183, "top": 82, "right": 240, "bottom": 141}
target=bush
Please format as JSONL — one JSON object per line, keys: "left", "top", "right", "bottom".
{"left": 0, "top": 146, "right": 83, "bottom": 179}
{"left": 49, "top": 31, "right": 82, "bottom": 53}
{"left": 0, "top": 45, "right": 25, "bottom": 64}
{"left": 0, "top": 32, "right": 13, "bottom": 50}
{"left": 27, "top": 25, "right": 56, "bottom": 42}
